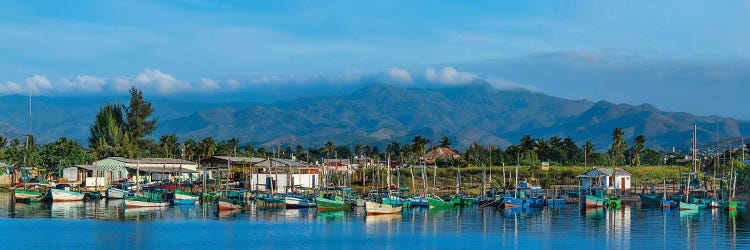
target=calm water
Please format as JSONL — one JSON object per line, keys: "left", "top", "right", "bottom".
{"left": 0, "top": 192, "right": 748, "bottom": 250}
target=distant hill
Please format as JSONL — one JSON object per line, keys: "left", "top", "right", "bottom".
{"left": 0, "top": 81, "right": 747, "bottom": 151}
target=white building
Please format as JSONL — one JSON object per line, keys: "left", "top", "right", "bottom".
{"left": 94, "top": 157, "right": 199, "bottom": 183}
{"left": 577, "top": 168, "right": 632, "bottom": 191}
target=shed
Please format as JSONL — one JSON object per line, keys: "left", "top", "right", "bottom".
{"left": 576, "top": 167, "right": 632, "bottom": 191}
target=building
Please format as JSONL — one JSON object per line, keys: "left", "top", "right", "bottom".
{"left": 577, "top": 168, "right": 632, "bottom": 193}
{"left": 94, "top": 157, "right": 199, "bottom": 183}
{"left": 424, "top": 147, "right": 460, "bottom": 165}
{"left": 200, "top": 156, "right": 319, "bottom": 193}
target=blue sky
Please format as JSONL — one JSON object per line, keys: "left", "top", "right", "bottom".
{"left": 1, "top": 1, "right": 749, "bottom": 117}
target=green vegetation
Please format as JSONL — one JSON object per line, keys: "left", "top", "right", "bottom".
{"left": 0, "top": 87, "right": 747, "bottom": 193}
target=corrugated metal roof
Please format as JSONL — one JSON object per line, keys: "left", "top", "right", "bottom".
{"left": 581, "top": 168, "right": 631, "bottom": 177}
{"left": 211, "top": 156, "right": 265, "bottom": 163}
{"left": 108, "top": 157, "right": 197, "bottom": 165}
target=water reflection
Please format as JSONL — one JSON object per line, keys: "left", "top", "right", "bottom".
{"left": 1, "top": 192, "right": 749, "bottom": 249}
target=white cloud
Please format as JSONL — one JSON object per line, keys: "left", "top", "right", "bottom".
{"left": 135, "top": 68, "right": 190, "bottom": 94}
{"left": 0, "top": 81, "right": 23, "bottom": 94}
{"left": 199, "top": 77, "right": 219, "bottom": 89}
{"left": 58, "top": 75, "right": 107, "bottom": 92}
{"left": 226, "top": 79, "right": 240, "bottom": 89}
{"left": 25, "top": 75, "right": 52, "bottom": 94}
{"left": 424, "top": 67, "right": 476, "bottom": 85}
{"left": 487, "top": 79, "right": 540, "bottom": 92}
{"left": 386, "top": 68, "right": 413, "bottom": 83}
{"left": 111, "top": 77, "right": 131, "bottom": 92}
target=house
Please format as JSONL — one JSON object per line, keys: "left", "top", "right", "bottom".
{"left": 424, "top": 147, "right": 460, "bottom": 165}
{"left": 251, "top": 158, "right": 319, "bottom": 193}
{"left": 577, "top": 168, "right": 632, "bottom": 192}
{"left": 94, "top": 157, "right": 199, "bottom": 183}
{"left": 199, "top": 156, "right": 319, "bottom": 193}
{"left": 71, "top": 165, "right": 108, "bottom": 187}
{"left": 199, "top": 156, "right": 265, "bottom": 181}
{"left": 0, "top": 161, "right": 11, "bottom": 186}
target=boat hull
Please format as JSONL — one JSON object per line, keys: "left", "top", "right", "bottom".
{"left": 14, "top": 189, "right": 43, "bottom": 201}
{"left": 106, "top": 188, "right": 128, "bottom": 199}
{"left": 428, "top": 198, "right": 453, "bottom": 209}
{"left": 639, "top": 193, "right": 661, "bottom": 206}
{"left": 217, "top": 198, "right": 243, "bottom": 210}
{"left": 584, "top": 195, "right": 606, "bottom": 208}
{"left": 679, "top": 202, "right": 699, "bottom": 210}
{"left": 174, "top": 191, "right": 199, "bottom": 201}
{"left": 316, "top": 197, "right": 347, "bottom": 210}
{"left": 365, "top": 201, "right": 402, "bottom": 215}
{"left": 47, "top": 189, "right": 85, "bottom": 202}
{"left": 285, "top": 196, "right": 316, "bottom": 208}
{"left": 124, "top": 198, "right": 169, "bottom": 208}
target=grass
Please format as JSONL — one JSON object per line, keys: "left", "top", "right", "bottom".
{"left": 352, "top": 165, "right": 694, "bottom": 196}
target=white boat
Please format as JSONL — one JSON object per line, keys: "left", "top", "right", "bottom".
{"left": 174, "top": 190, "right": 199, "bottom": 201}
{"left": 106, "top": 187, "right": 128, "bottom": 199}
{"left": 285, "top": 196, "right": 316, "bottom": 208}
{"left": 356, "top": 198, "right": 367, "bottom": 207}
{"left": 46, "top": 188, "right": 85, "bottom": 202}
{"left": 124, "top": 196, "right": 169, "bottom": 208}
{"left": 365, "top": 201, "right": 402, "bottom": 215}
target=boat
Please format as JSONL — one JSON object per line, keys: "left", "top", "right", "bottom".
{"left": 256, "top": 193, "right": 286, "bottom": 208}
{"left": 316, "top": 187, "right": 355, "bottom": 210}
{"left": 173, "top": 189, "right": 199, "bottom": 205}
{"left": 365, "top": 201, "right": 402, "bottom": 215}
{"left": 408, "top": 196, "right": 429, "bottom": 207}
{"left": 216, "top": 190, "right": 247, "bottom": 210}
{"left": 106, "top": 186, "right": 129, "bottom": 199}
{"left": 13, "top": 183, "right": 45, "bottom": 203}
{"left": 316, "top": 194, "right": 348, "bottom": 210}
{"left": 124, "top": 194, "right": 169, "bottom": 208}
{"left": 45, "top": 184, "right": 85, "bottom": 202}
{"left": 450, "top": 194, "right": 477, "bottom": 207}
{"left": 285, "top": 195, "right": 316, "bottom": 208}
{"left": 428, "top": 197, "right": 454, "bottom": 209}
{"left": 679, "top": 202, "right": 699, "bottom": 210}
{"left": 503, "top": 181, "right": 545, "bottom": 209}
{"left": 639, "top": 193, "right": 661, "bottom": 206}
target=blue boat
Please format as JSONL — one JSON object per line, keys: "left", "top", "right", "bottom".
{"left": 408, "top": 196, "right": 429, "bottom": 206}
{"left": 503, "top": 182, "right": 544, "bottom": 209}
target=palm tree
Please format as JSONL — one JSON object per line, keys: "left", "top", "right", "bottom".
{"left": 631, "top": 134, "right": 646, "bottom": 166}
{"left": 412, "top": 135, "right": 429, "bottom": 157}
{"left": 520, "top": 135, "right": 534, "bottom": 152}
{"left": 354, "top": 143, "right": 362, "bottom": 157}
{"left": 584, "top": 141, "right": 595, "bottom": 167}
{"left": 439, "top": 136, "right": 451, "bottom": 148}
{"left": 321, "top": 141, "right": 335, "bottom": 158}
{"left": 609, "top": 128, "right": 628, "bottom": 166}
{"left": 199, "top": 137, "right": 217, "bottom": 159}
{"left": 182, "top": 139, "right": 198, "bottom": 161}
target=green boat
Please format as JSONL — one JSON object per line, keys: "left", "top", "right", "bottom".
{"left": 450, "top": 194, "right": 477, "bottom": 206}
{"left": 428, "top": 197, "right": 454, "bottom": 209}
{"left": 679, "top": 202, "right": 699, "bottom": 210}
{"left": 14, "top": 189, "right": 43, "bottom": 203}
{"left": 316, "top": 194, "right": 347, "bottom": 210}
{"left": 257, "top": 194, "right": 285, "bottom": 208}
{"left": 639, "top": 193, "right": 661, "bottom": 206}
{"left": 605, "top": 196, "right": 621, "bottom": 209}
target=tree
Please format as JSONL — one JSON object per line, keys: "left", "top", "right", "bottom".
{"left": 182, "top": 138, "right": 198, "bottom": 161}
{"left": 354, "top": 143, "right": 362, "bottom": 157}
{"left": 39, "top": 137, "right": 93, "bottom": 178}
{"left": 519, "top": 135, "right": 535, "bottom": 152}
{"left": 630, "top": 134, "right": 646, "bottom": 166}
{"left": 89, "top": 103, "right": 130, "bottom": 158}
{"left": 156, "top": 134, "right": 179, "bottom": 158}
{"left": 199, "top": 137, "right": 217, "bottom": 158}
{"left": 125, "top": 86, "right": 158, "bottom": 156}
{"left": 584, "top": 141, "right": 595, "bottom": 166}
{"left": 439, "top": 136, "right": 452, "bottom": 148}
{"left": 608, "top": 128, "right": 628, "bottom": 166}
{"left": 321, "top": 141, "right": 335, "bottom": 158}
{"left": 412, "top": 135, "right": 429, "bottom": 156}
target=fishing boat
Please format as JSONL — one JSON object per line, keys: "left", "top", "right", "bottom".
{"left": 428, "top": 196, "right": 454, "bottom": 209}
{"left": 256, "top": 193, "right": 286, "bottom": 208}
{"left": 365, "top": 201, "right": 402, "bottom": 215}
{"left": 408, "top": 196, "right": 429, "bottom": 207}
{"left": 316, "top": 194, "right": 347, "bottom": 210}
{"left": 173, "top": 189, "right": 199, "bottom": 205}
{"left": 285, "top": 195, "right": 316, "bottom": 208}
{"left": 450, "top": 194, "right": 477, "bottom": 207}
{"left": 639, "top": 193, "right": 662, "bottom": 207}
{"left": 45, "top": 184, "right": 85, "bottom": 202}
{"left": 13, "top": 182, "right": 46, "bottom": 203}
{"left": 216, "top": 190, "right": 246, "bottom": 210}
{"left": 106, "top": 186, "right": 129, "bottom": 199}
{"left": 123, "top": 193, "right": 169, "bottom": 208}
{"left": 503, "top": 182, "right": 545, "bottom": 209}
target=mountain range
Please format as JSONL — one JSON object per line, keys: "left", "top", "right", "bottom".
{"left": 0, "top": 81, "right": 747, "bottom": 151}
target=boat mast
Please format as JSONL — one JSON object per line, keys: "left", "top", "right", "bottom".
{"left": 515, "top": 152, "right": 519, "bottom": 197}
